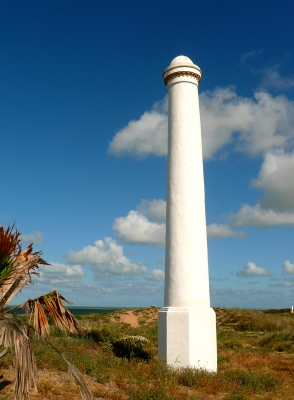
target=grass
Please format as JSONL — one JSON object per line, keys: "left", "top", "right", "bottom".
{"left": 0, "top": 307, "right": 294, "bottom": 399}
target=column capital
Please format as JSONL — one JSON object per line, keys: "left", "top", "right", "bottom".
{"left": 163, "top": 55, "right": 202, "bottom": 86}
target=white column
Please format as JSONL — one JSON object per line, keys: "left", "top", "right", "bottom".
{"left": 158, "top": 56, "right": 217, "bottom": 371}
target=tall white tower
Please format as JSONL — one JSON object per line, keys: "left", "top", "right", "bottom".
{"left": 158, "top": 56, "right": 217, "bottom": 371}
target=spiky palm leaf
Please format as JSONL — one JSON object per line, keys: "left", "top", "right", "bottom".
{"left": 0, "top": 225, "right": 21, "bottom": 282}
{"left": 0, "top": 225, "right": 48, "bottom": 313}
{"left": 0, "top": 225, "right": 93, "bottom": 400}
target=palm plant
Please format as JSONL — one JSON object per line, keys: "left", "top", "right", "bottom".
{"left": 0, "top": 225, "right": 93, "bottom": 400}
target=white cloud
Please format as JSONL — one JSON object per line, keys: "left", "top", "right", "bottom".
{"left": 210, "top": 277, "right": 229, "bottom": 282}
{"left": 237, "top": 261, "right": 270, "bottom": 277}
{"left": 231, "top": 151, "right": 294, "bottom": 227}
{"left": 206, "top": 223, "right": 246, "bottom": 239}
{"left": 202, "top": 89, "right": 294, "bottom": 157}
{"left": 210, "top": 287, "right": 285, "bottom": 307}
{"left": 269, "top": 278, "right": 294, "bottom": 287}
{"left": 144, "top": 269, "right": 165, "bottom": 282}
{"left": 104, "top": 280, "right": 163, "bottom": 297}
{"left": 282, "top": 280, "right": 294, "bottom": 287}
{"left": 283, "top": 260, "right": 294, "bottom": 274}
{"left": 113, "top": 210, "right": 165, "bottom": 246}
{"left": 21, "top": 231, "right": 43, "bottom": 245}
{"left": 37, "top": 262, "right": 84, "bottom": 286}
{"left": 108, "top": 88, "right": 294, "bottom": 160}
{"left": 108, "top": 98, "right": 168, "bottom": 158}
{"left": 232, "top": 204, "right": 294, "bottom": 227}
{"left": 252, "top": 151, "right": 294, "bottom": 212}
{"left": 260, "top": 68, "right": 294, "bottom": 91}
{"left": 67, "top": 237, "right": 148, "bottom": 277}
{"left": 137, "top": 199, "right": 166, "bottom": 223}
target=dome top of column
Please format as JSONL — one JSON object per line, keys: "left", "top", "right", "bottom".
{"left": 163, "top": 55, "right": 202, "bottom": 85}
{"left": 170, "top": 55, "right": 194, "bottom": 66}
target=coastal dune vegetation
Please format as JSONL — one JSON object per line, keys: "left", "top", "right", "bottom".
{"left": 1, "top": 225, "right": 294, "bottom": 399}
{"left": 1, "top": 305, "right": 294, "bottom": 399}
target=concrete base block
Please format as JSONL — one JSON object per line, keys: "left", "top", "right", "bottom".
{"left": 158, "top": 307, "right": 217, "bottom": 372}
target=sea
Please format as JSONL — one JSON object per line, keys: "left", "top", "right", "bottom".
{"left": 4, "top": 306, "right": 136, "bottom": 315}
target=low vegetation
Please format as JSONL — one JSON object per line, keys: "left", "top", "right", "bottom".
{"left": 0, "top": 225, "right": 92, "bottom": 399}
{"left": 1, "top": 306, "right": 294, "bottom": 399}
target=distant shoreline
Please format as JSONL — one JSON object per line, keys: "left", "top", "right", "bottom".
{"left": 4, "top": 306, "right": 139, "bottom": 315}
{"left": 5, "top": 306, "right": 292, "bottom": 316}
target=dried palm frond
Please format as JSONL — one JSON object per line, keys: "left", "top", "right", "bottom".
{"left": 24, "top": 290, "right": 83, "bottom": 337}
{"left": 14, "top": 325, "right": 38, "bottom": 400}
{"left": 0, "top": 348, "right": 8, "bottom": 358}
{"left": 2, "top": 276, "right": 30, "bottom": 310}
{"left": 0, "top": 316, "right": 28, "bottom": 348}
{"left": 0, "top": 316, "right": 37, "bottom": 399}
{"left": 67, "top": 362, "right": 93, "bottom": 400}
{"left": 33, "top": 300, "right": 50, "bottom": 337}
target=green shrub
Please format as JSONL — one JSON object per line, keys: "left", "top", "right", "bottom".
{"left": 113, "top": 335, "right": 151, "bottom": 360}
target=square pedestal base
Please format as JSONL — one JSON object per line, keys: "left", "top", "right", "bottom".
{"left": 158, "top": 307, "right": 217, "bottom": 371}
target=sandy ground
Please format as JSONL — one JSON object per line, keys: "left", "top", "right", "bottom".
{"left": 110, "top": 308, "right": 159, "bottom": 328}
{"left": 115, "top": 311, "right": 139, "bottom": 327}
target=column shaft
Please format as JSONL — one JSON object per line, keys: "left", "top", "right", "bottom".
{"left": 165, "top": 78, "right": 210, "bottom": 307}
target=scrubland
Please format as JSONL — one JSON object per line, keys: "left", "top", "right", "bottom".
{"left": 1, "top": 307, "right": 294, "bottom": 399}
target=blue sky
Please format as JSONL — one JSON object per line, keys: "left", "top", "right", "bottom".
{"left": 2, "top": 0, "right": 294, "bottom": 308}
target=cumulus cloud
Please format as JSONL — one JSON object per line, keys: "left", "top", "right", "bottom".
{"left": 231, "top": 151, "right": 294, "bottom": 227}
{"left": 144, "top": 269, "right": 165, "bottom": 282}
{"left": 232, "top": 204, "right": 294, "bottom": 227}
{"left": 252, "top": 151, "right": 294, "bottom": 212}
{"left": 108, "top": 88, "right": 294, "bottom": 160}
{"left": 108, "top": 98, "right": 168, "bottom": 158}
{"left": 137, "top": 199, "right": 166, "bottom": 223}
{"left": 67, "top": 237, "right": 148, "bottom": 277}
{"left": 113, "top": 210, "right": 165, "bottom": 246}
{"left": 283, "top": 260, "right": 294, "bottom": 274}
{"left": 201, "top": 89, "right": 294, "bottom": 157}
{"left": 21, "top": 231, "right": 43, "bottom": 245}
{"left": 237, "top": 261, "right": 270, "bottom": 277}
{"left": 206, "top": 223, "right": 246, "bottom": 239}
{"left": 38, "top": 262, "right": 84, "bottom": 286}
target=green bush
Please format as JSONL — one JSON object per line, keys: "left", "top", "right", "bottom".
{"left": 113, "top": 335, "right": 151, "bottom": 360}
